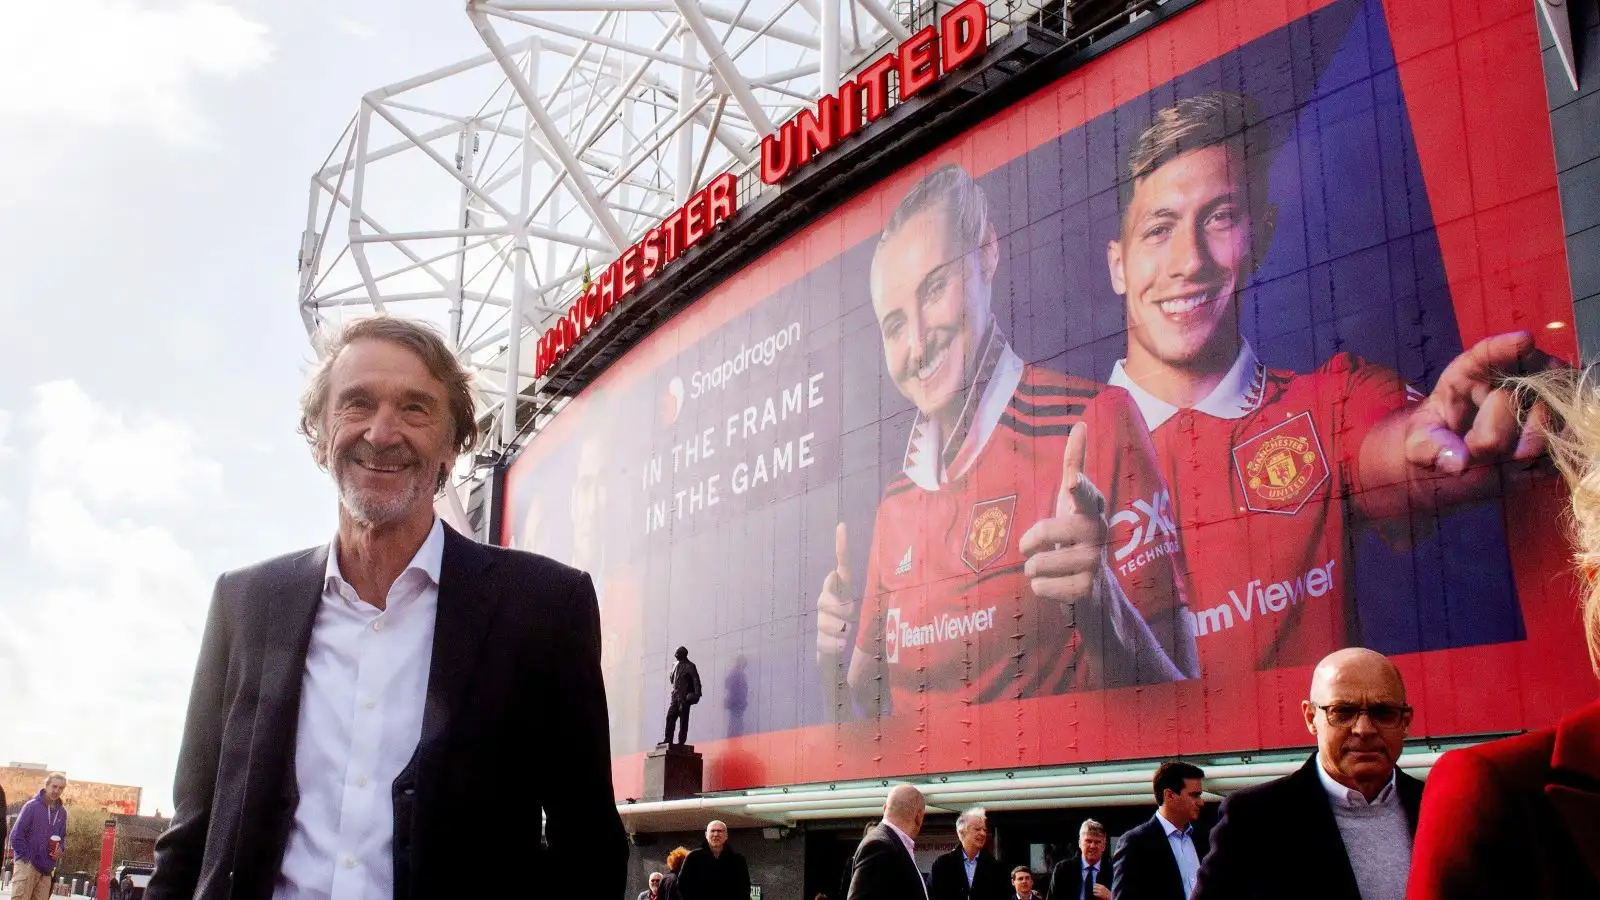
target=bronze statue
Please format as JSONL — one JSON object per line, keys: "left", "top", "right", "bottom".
{"left": 664, "top": 646, "right": 701, "bottom": 746}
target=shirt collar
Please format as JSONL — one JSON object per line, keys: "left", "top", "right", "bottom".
{"left": 325, "top": 516, "right": 445, "bottom": 597}
{"left": 903, "top": 325, "right": 1022, "bottom": 491}
{"left": 1082, "top": 857, "right": 1099, "bottom": 873}
{"left": 1315, "top": 753, "right": 1399, "bottom": 808}
{"left": 883, "top": 821, "right": 917, "bottom": 855}
{"left": 1109, "top": 340, "right": 1266, "bottom": 430}
{"left": 1155, "top": 811, "right": 1192, "bottom": 839}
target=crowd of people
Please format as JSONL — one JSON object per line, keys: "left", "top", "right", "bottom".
{"left": 634, "top": 614, "right": 1598, "bottom": 900}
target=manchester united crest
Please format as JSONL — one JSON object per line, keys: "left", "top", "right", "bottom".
{"left": 1232, "top": 412, "right": 1329, "bottom": 515}
{"left": 962, "top": 495, "right": 1017, "bottom": 573}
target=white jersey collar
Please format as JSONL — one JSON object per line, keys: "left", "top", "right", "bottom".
{"left": 1109, "top": 341, "right": 1266, "bottom": 430}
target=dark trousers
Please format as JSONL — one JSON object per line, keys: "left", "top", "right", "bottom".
{"left": 664, "top": 696, "right": 693, "bottom": 745}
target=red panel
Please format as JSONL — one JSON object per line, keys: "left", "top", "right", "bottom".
{"left": 504, "top": 0, "right": 1589, "bottom": 796}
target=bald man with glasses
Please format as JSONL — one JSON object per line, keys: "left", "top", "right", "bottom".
{"left": 1193, "top": 648, "right": 1426, "bottom": 900}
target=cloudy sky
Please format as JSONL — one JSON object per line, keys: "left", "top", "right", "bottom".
{"left": 0, "top": 0, "right": 488, "bottom": 815}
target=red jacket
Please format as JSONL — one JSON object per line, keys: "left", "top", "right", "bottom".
{"left": 1407, "top": 697, "right": 1600, "bottom": 898}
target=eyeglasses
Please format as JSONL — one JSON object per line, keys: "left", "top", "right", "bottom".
{"left": 1314, "top": 703, "right": 1412, "bottom": 728}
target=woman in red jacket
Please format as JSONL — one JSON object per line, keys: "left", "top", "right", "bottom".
{"left": 1406, "top": 368, "right": 1600, "bottom": 899}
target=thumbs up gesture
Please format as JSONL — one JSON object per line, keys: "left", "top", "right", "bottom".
{"left": 1019, "top": 423, "right": 1111, "bottom": 608}
{"left": 816, "top": 522, "right": 858, "bottom": 657}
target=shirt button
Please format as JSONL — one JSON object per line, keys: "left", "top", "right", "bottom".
{"left": 365, "top": 699, "right": 377, "bottom": 710}
{"left": 345, "top": 857, "right": 358, "bottom": 869}
{"left": 373, "top": 620, "right": 385, "bottom": 632}
{"left": 356, "top": 775, "right": 368, "bottom": 787}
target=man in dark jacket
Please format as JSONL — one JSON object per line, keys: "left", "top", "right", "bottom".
{"left": 678, "top": 821, "right": 751, "bottom": 900}
{"left": 1112, "top": 762, "right": 1207, "bottom": 900}
{"left": 848, "top": 785, "right": 928, "bottom": 900}
{"left": 930, "top": 807, "right": 1008, "bottom": 900}
{"left": 665, "top": 646, "right": 703, "bottom": 746}
{"left": 1194, "top": 648, "right": 1425, "bottom": 900}
{"left": 1046, "top": 819, "right": 1112, "bottom": 900}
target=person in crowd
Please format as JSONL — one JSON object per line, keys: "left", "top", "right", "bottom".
{"left": 639, "top": 871, "right": 665, "bottom": 900}
{"left": 1009, "top": 868, "right": 1042, "bottom": 900}
{"left": 665, "top": 645, "right": 703, "bottom": 746}
{"left": 679, "top": 821, "right": 752, "bottom": 900}
{"left": 1192, "top": 647, "right": 1423, "bottom": 900}
{"left": 1046, "top": 819, "right": 1112, "bottom": 900}
{"left": 7, "top": 772, "right": 67, "bottom": 900}
{"left": 930, "top": 806, "right": 1009, "bottom": 900}
{"left": 1406, "top": 368, "right": 1600, "bottom": 898}
{"left": 848, "top": 785, "right": 929, "bottom": 900}
{"left": 660, "top": 846, "right": 691, "bottom": 900}
{"left": 1103, "top": 91, "right": 1557, "bottom": 674}
{"left": 1112, "top": 761, "right": 1207, "bottom": 900}
{"left": 146, "top": 316, "right": 626, "bottom": 900}
{"left": 817, "top": 163, "right": 1197, "bottom": 721}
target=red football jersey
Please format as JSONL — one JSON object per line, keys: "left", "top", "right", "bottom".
{"left": 1147, "top": 352, "right": 1414, "bottom": 674}
{"left": 854, "top": 362, "right": 1191, "bottom": 713}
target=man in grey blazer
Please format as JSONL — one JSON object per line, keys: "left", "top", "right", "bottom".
{"left": 146, "top": 316, "right": 626, "bottom": 900}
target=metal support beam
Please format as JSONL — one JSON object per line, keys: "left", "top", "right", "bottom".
{"left": 469, "top": 4, "right": 629, "bottom": 249}
{"left": 671, "top": 0, "right": 777, "bottom": 136}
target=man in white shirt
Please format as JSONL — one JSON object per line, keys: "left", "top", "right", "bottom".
{"left": 148, "top": 317, "right": 626, "bottom": 900}
{"left": 1112, "top": 762, "right": 1207, "bottom": 900}
{"left": 1193, "top": 648, "right": 1425, "bottom": 900}
{"left": 848, "top": 784, "right": 929, "bottom": 900}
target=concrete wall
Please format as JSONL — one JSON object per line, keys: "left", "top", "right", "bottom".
{"left": 1544, "top": 1, "right": 1600, "bottom": 360}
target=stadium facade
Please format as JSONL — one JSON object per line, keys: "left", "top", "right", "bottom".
{"left": 299, "top": 0, "right": 1600, "bottom": 896}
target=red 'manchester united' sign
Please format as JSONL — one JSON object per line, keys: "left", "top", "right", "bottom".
{"left": 760, "top": 0, "right": 988, "bottom": 185}
{"left": 534, "top": 172, "right": 739, "bottom": 378}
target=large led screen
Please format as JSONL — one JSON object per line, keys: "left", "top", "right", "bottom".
{"left": 503, "top": 0, "right": 1592, "bottom": 799}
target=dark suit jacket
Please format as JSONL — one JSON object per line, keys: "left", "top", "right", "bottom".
{"left": 929, "top": 846, "right": 1010, "bottom": 900}
{"left": 1046, "top": 853, "right": 1111, "bottom": 900}
{"left": 1192, "top": 753, "right": 1423, "bottom": 900}
{"left": 1111, "top": 814, "right": 1208, "bottom": 900}
{"left": 848, "top": 823, "right": 926, "bottom": 900}
{"left": 145, "top": 527, "right": 627, "bottom": 900}
{"left": 1408, "top": 698, "right": 1600, "bottom": 899}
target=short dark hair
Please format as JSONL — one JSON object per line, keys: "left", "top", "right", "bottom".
{"left": 675, "top": 646, "right": 689, "bottom": 659}
{"left": 1152, "top": 761, "right": 1205, "bottom": 804}
{"left": 1011, "top": 866, "right": 1032, "bottom": 879}
{"left": 1119, "top": 91, "right": 1272, "bottom": 235}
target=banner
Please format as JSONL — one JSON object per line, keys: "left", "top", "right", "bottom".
{"left": 503, "top": 0, "right": 1590, "bottom": 799}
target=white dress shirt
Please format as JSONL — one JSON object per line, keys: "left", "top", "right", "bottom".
{"left": 1155, "top": 812, "right": 1200, "bottom": 899}
{"left": 882, "top": 822, "right": 929, "bottom": 899}
{"left": 274, "top": 518, "right": 444, "bottom": 900}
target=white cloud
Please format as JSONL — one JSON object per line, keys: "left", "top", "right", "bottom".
{"left": 0, "top": 1, "right": 274, "bottom": 147}
{"left": 0, "top": 380, "right": 225, "bottom": 812}
{"left": 0, "top": 408, "right": 12, "bottom": 461}
{"left": 29, "top": 380, "right": 223, "bottom": 509}
{"left": 332, "top": 15, "right": 376, "bottom": 39}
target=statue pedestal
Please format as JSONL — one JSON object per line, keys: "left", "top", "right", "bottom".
{"left": 644, "top": 744, "right": 703, "bottom": 801}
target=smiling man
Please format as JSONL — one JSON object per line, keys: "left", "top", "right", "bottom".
{"left": 147, "top": 317, "right": 626, "bottom": 900}
{"left": 1105, "top": 92, "right": 1556, "bottom": 675}
{"left": 1193, "top": 648, "right": 1424, "bottom": 900}
{"left": 816, "top": 164, "right": 1197, "bottom": 718}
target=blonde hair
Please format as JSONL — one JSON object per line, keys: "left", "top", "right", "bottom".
{"left": 1516, "top": 366, "right": 1600, "bottom": 675}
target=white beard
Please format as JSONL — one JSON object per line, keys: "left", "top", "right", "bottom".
{"left": 335, "top": 462, "right": 435, "bottom": 527}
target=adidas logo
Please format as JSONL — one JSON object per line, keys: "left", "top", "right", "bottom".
{"left": 895, "top": 546, "right": 913, "bottom": 576}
